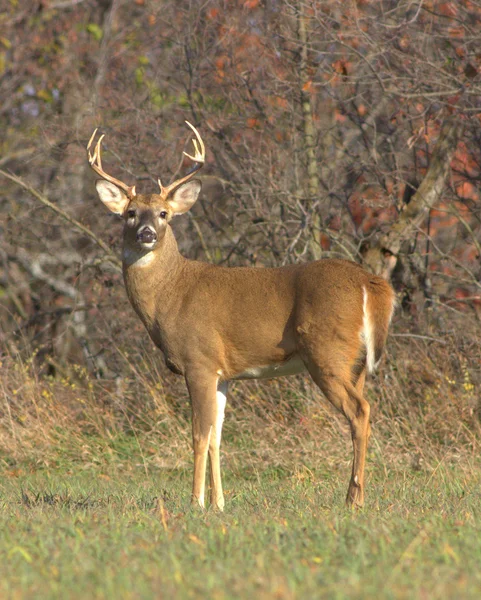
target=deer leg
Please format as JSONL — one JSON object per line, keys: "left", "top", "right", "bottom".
{"left": 186, "top": 373, "right": 225, "bottom": 509}
{"left": 306, "top": 363, "right": 371, "bottom": 508}
{"left": 344, "top": 380, "right": 371, "bottom": 507}
{"left": 208, "top": 380, "right": 227, "bottom": 511}
{"left": 354, "top": 367, "right": 371, "bottom": 447}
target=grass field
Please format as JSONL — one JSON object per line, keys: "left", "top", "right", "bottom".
{"left": 1, "top": 327, "right": 480, "bottom": 599}
{"left": 1, "top": 436, "right": 481, "bottom": 599}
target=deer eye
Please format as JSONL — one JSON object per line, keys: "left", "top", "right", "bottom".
{"left": 127, "top": 209, "right": 136, "bottom": 219}
{"left": 159, "top": 211, "right": 168, "bottom": 219}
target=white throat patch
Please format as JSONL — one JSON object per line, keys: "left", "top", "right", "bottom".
{"left": 122, "top": 248, "right": 155, "bottom": 268}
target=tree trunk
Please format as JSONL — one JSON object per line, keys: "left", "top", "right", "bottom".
{"left": 361, "top": 118, "right": 461, "bottom": 280}
{"left": 296, "top": 3, "right": 322, "bottom": 259}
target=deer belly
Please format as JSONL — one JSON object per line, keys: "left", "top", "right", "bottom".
{"left": 232, "top": 355, "right": 306, "bottom": 380}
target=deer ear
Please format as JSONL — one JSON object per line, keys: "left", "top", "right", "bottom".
{"left": 168, "top": 180, "right": 202, "bottom": 215}
{"left": 95, "top": 180, "right": 130, "bottom": 215}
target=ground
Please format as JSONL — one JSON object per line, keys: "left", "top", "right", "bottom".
{"left": 1, "top": 438, "right": 480, "bottom": 599}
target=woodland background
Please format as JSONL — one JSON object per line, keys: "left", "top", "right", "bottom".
{"left": 0, "top": 0, "right": 481, "bottom": 475}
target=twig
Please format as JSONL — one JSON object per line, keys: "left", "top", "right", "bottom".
{"left": 0, "top": 147, "right": 36, "bottom": 168}
{"left": 390, "top": 333, "right": 447, "bottom": 345}
{"left": 189, "top": 215, "right": 213, "bottom": 263}
{"left": 0, "top": 168, "right": 121, "bottom": 268}
{"left": 7, "top": 305, "right": 94, "bottom": 339}
{"left": 48, "top": 0, "right": 86, "bottom": 8}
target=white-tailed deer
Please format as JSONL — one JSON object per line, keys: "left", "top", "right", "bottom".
{"left": 88, "top": 123, "right": 395, "bottom": 510}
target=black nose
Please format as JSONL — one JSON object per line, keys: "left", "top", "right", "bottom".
{"left": 137, "top": 227, "right": 157, "bottom": 244}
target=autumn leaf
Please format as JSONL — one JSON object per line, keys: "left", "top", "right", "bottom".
{"left": 86, "top": 23, "right": 103, "bottom": 42}
{"left": 207, "top": 7, "right": 219, "bottom": 19}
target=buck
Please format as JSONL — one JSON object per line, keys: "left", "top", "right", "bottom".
{"left": 87, "top": 123, "right": 395, "bottom": 510}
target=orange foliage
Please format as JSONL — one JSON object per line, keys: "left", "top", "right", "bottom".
{"left": 246, "top": 117, "right": 261, "bottom": 129}
{"left": 215, "top": 56, "right": 227, "bottom": 71}
{"left": 456, "top": 181, "right": 479, "bottom": 202}
{"left": 302, "top": 80, "right": 313, "bottom": 93}
{"left": 425, "top": 120, "right": 441, "bottom": 143}
{"left": 452, "top": 142, "right": 480, "bottom": 178}
{"left": 320, "top": 233, "right": 331, "bottom": 251}
{"left": 439, "top": 2, "right": 458, "bottom": 17}
{"left": 267, "top": 96, "right": 288, "bottom": 110}
{"left": 332, "top": 59, "right": 350, "bottom": 76}
{"left": 207, "top": 7, "right": 220, "bottom": 19}
{"left": 448, "top": 26, "right": 466, "bottom": 38}
{"left": 429, "top": 203, "right": 458, "bottom": 232}
{"left": 214, "top": 55, "right": 228, "bottom": 81}
{"left": 357, "top": 104, "right": 367, "bottom": 116}
{"left": 348, "top": 184, "right": 397, "bottom": 234}
{"left": 328, "top": 215, "right": 341, "bottom": 232}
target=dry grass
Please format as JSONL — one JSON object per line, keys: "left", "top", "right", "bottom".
{"left": 1, "top": 306, "right": 480, "bottom": 482}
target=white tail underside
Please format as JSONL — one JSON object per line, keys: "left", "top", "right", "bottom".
{"left": 362, "top": 286, "right": 377, "bottom": 373}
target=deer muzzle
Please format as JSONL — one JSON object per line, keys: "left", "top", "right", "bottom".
{"left": 137, "top": 226, "right": 157, "bottom": 246}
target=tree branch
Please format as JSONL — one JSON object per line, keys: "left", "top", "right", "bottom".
{"left": 0, "top": 169, "right": 121, "bottom": 269}
{"left": 362, "top": 118, "right": 462, "bottom": 278}
{"left": 381, "top": 118, "right": 462, "bottom": 255}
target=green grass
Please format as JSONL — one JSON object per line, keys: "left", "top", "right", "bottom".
{"left": 1, "top": 443, "right": 480, "bottom": 599}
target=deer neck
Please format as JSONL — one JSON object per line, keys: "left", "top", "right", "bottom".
{"left": 122, "top": 226, "right": 185, "bottom": 330}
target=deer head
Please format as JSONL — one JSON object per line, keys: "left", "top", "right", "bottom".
{"left": 87, "top": 122, "right": 205, "bottom": 252}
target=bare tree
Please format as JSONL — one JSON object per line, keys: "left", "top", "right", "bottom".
{"left": 1, "top": 0, "right": 480, "bottom": 376}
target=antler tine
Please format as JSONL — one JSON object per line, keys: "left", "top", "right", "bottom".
{"left": 161, "top": 121, "right": 206, "bottom": 195}
{"left": 183, "top": 121, "right": 206, "bottom": 164}
{"left": 89, "top": 134, "right": 105, "bottom": 170}
{"left": 87, "top": 128, "right": 98, "bottom": 155}
{"left": 86, "top": 129, "right": 136, "bottom": 197}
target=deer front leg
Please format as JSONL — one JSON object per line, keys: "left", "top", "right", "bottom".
{"left": 209, "top": 380, "right": 227, "bottom": 511}
{"left": 186, "top": 373, "right": 226, "bottom": 510}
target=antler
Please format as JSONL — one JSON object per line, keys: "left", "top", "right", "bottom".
{"left": 87, "top": 129, "right": 136, "bottom": 197}
{"left": 158, "top": 121, "right": 205, "bottom": 195}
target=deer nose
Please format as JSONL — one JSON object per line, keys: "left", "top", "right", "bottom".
{"left": 137, "top": 226, "right": 157, "bottom": 244}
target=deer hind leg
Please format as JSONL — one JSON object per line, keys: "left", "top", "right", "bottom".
{"left": 186, "top": 373, "right": 226, "bottom": 510}
{"left": 306, "top": 360, "right": 371, "bottom": 508}
{"left": 354, "top": 366, "right": 371, "bottom": 446}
